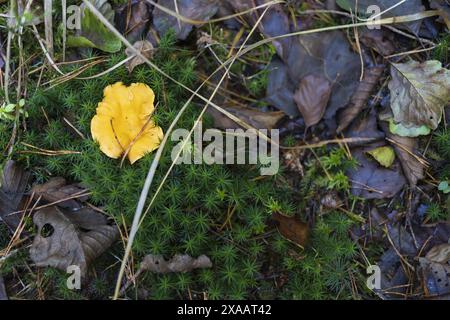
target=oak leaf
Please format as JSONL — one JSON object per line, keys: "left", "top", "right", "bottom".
{"left": 389, "top": 60, "right": 450, "bottom": 130}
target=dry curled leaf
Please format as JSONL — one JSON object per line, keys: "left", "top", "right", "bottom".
{"left": 384, "top": 125, "right": 426, "bottom": 187}
{"left": 140, "top": 254, "right": 212, "bottom": 273}
{"left": 31, "top": 177, "right": 88, "bottom": 210}
{"left": 91, "top": 82, "right": 164, "bottom": 164}
{"left": 0, "top": 160, "right": 30, "bottom": 231}
{"left": 337, "top": 65, "right": 385, "bottom": 133}
{"left": 360, "top": 29, "right": 396, "bottom": 57}
{"left": 272, "top": 212, "right": 309, "bottom": 247}
{"left": 294, "top": 74, "right": 332, "bottom": 127}
{"left": 207, "top": 105, "right": 284, "bottom": 130}
{"left": 30, "top": 207, "right": 119, "bottom": 276}
{"left": 125, "top": 40, "right": 154, "bottom": 73}
{"left": 427, "top": 244, "right": 450, "bottom": 264}
{"left": 420, "top": 244, "right": 450, "bottom": 297}
{"left": 389, "top": 60, "right": 450, "bottom": 130}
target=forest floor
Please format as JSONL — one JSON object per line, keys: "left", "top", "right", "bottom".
{"left": 0, "top": 0, "right": 449, "bottom": 300}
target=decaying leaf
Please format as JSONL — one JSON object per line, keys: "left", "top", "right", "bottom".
{"left": 125, "top": 40, "right": 155, "bottom": 73}
{"left": 426, "top": 244, "right": 450, "bottom": 264}
{"left": 284, "top": 31, "right": 361, "bottom": 121}
{"left": 31, "top": 177, "right": 88, "bottom": 210}
{"left": 0, "top": 160, "right": 30, "bottom": 231}
{"left": 262, "top": 6, "right": 361, "bottom": 121}
{"left": 389, "top": 60, "right": 450, "bottom": 130}
{"left": 30, "top": 206, "right": 119, "bottom": 276}
{"left": 360, "top": 29, "right": 396, "bottom": 57}
{"left": 420, "top": 244, "right": 450, "bottom": 297}
{"left": 139, "top": 254, "right": 212, "bottom": 273}
{"left": 116, "top": 0, "right": 151, "bottom": 43}
{"left": 153, "top": 0, "right": 220, "bottom": 40}
{"left": 91, "top": 82, "right": 164, "bottom": 164}
{"left": 388, "top": 118, "right": 431, "bottom": 137}
{"left": 384, "top": 127, "right": 426, "bottom": 186}
{"left": 347, "top": 148, "right": 406, "bottom": 199}
{"left": 293, "top": 31, "right": 359, "bottom": 121}
{"left": 272, "top": 212, "right": 309, "bottom": 247}
{"left": 207, "top": 105, "right": 284, "bottom": 130}
{"left": 337, "top": 65, "right": 385, "bottom": 133}
{"left": 67, "top": 0, "right": 122, "bottom": 53}
{"left": 294, "top": 74, "right": 332, "bottom": 127}
{"left": 366, "top": 146, "right": 395, "bottom": 168}
{"left": 119, "top": 253, "right": 213, "bottom": 295}
{"left": 345, "top": 110, "right": 385, "bottom": 146}
{"left": 265, "top": 58, "right": 297, "bottom": 117}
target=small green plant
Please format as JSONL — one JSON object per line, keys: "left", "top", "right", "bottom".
{"left": 438, "top": 181, "right": 450, "bottom": 194}
{"left": 0, "top": 99, "right": 27, "bottom": 121}
{"left": 434, "top": 33, "right": 450, "bottom": 63}
{"left": 426, "top": 202, "right": 448, "bottom": 222}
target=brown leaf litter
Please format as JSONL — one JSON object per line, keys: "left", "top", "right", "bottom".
{"left": 30, "top": 206, "right": 119, "bottom": 277}
{"left": 272, "top": 212, "right": 309, "bottom": 248}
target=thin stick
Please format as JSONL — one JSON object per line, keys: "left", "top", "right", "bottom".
{"left": 7, "top": 191, "right": 91, "bottom": 217}
{"left": 62, "top": 0, "right": 67, "bottom": 62}
{"left": 3, "top": 0, "right": 14, "bottom": 104}
{"left": 44, "top": 0, "right": 54, "bottom": 58}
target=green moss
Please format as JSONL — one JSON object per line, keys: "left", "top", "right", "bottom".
{"left": 0, "top": 29, "right": 368, "bottom": 299}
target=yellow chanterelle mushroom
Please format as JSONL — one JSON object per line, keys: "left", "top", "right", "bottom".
{"left": 91, "top": 82, "right": 164, "bottom": 164}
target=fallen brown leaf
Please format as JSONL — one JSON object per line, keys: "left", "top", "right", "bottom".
{"left": 360, "top": 29, "right": 396, "bottom": 57}
{"left": 294, "top": 74, "right": 332, "bottom": 127}
{"left": 347, "top": 147, "right": 406, "bottom": 199}
{"left": 207, "top": 105, "right": 284, "bottom": 130}
{"left": 30, "top": 206, "right": 119, "bottom": 276}
{"left": 420, "top": 244, "right": 450, "bottom": 297}
{"left": 337, "top": 65, "right": 385, "bottom": 133}
{"left": 383, "top": 126, "right": 426, "bottom": 187}
{"left": 272, "top": 212, "right": 309, "bottom": 247}
{"left": 116, "top": 0, "right": 151, "bottom": 43}
{"left": 140, "top": 254, "right": 212, "bottom": 273}
{"left": 31, "top": 177, "right": 88, "bottom": 210}
{"left": 125, "top": 40, "right": 155, "bottom": 73}
{"left": 426, "top": 244, "right": 450, "bottom": 264}
{"left": 0, "top": 160, "right": 30, "bottom": 231}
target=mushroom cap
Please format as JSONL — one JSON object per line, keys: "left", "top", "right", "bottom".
{"left": 91, "top": 82, "right": 164, "bottom": 164}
